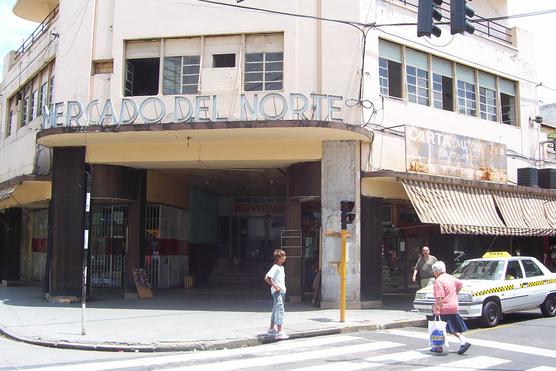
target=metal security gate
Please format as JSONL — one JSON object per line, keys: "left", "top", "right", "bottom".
{"left": 145, "top": 204, "right": 189, "bottom": 288}
{"left": 90, "top": 204, "right": 127, "bottom": 288}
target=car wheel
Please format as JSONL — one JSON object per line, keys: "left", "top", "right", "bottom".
{"left": 541, "top": 294, "right": 556, "bottom": 317}
{"left": 481, "top": 301, "right": 501, "bottom": 327}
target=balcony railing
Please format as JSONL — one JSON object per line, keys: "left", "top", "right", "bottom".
{"left": 14, "top": 4, "right": 59, "bottom": 60}
{"left": 395, "top": 0, "right": 513, "bottom": 45}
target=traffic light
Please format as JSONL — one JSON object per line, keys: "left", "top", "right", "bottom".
{"left": 450, "top": 0, "right": 475, "bottom": 35}
{"left": 340, "top": 200, "right": 355, "bottom": 229}
{"left": 417, "top": 0, "right": 443, "bottom": 38}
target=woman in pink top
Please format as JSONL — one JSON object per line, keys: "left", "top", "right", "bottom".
{"left": 432, "top": 261, "right": 471, "bottom": 355}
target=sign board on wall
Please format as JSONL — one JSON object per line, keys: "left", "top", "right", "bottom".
{"left": 405, "top": 125, "right": 507, "bottom": 183}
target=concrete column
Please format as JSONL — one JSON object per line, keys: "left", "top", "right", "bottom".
{"left": 320, "top": 141, "right": 361, "bottom": 309}
{"left": 125, "top": 170, "right": 147, "bottom": 299}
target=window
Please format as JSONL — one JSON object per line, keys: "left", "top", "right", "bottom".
{"left": 30, "top": 89, "right": 37, "bottom": 122}
{"left": 432, "top": 57, "right": 453, "bottom": 111}
{"left": 244, "top": 34, "right": 284, "bottom": 92}
{"left": 505, "top": 260, "right": 523, "bottom": 280}
{"left": 38, "top": 82, "right": 48, "bottom": 116}
{"left": 500, "top": 78, "right": 516, "bottom": 126}
{"left": 163, "top": 56, "right": 200, "bottom": 95}
{"left": 213, "top": 53, "right": 236, "bottom": 68}
{"left": 48, "top": 75, "right": 54, "bottom": 106}
{"left": 378, "top": 40, "right": 402, "bottom": 98}
{"left": 456, "top": 65, "right": 476, "bottom": 116}
{"left": 21, "top": 85, "right": 30, "bottom": 127}
{"left": 521, "top": 259, "right": 544, "bottom": 277}
{"left": 479, "top": 72, "right": 497, "bottom": 121}
{"left": 405, "top": 49, "right": 429, "bottom": 106}
{"left": 124, "top": 40, "right": 160, "bottom": 96}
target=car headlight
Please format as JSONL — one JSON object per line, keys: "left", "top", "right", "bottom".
{"left": 458, "top": 293, "right": 473, "bottom": 303}
{"left": 415, "top": 293, "right": 427, "bottom": 300}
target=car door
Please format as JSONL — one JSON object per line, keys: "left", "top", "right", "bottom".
{"left": 503, "top": 260, "right": 527, "bottom": 311}
{"left": 520, "top": 259, "right": 547, "bottom": 308}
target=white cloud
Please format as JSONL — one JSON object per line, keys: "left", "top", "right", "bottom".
{"left": 0, "top": 0, "right": 39, "bottom": 76}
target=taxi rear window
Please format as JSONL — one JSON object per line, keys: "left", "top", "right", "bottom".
{"left": 453, "top": 260, "right": 504, "bottom": 280}
{"left": 522, "top": 260, "right": 544, "bottom": 277}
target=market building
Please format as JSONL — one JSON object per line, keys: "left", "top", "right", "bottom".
{"left": 1, "top": 0, "right": 555, "bottom": 308}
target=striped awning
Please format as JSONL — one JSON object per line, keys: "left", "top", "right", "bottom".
{"left": 402, "top": 180, "right": 506, "bottom": 235}
{"left": 402, "top": 180, "right": 556, "bottom": 236}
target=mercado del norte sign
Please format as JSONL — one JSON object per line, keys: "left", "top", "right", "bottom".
{"left": 405, "top": 125, "right": 508, "bottom": 183}
{"left": 41, "top": 92, "right": 344, "bottom": 128}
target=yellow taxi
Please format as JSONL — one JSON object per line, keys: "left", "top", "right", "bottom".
{"left": 413, "top": 252, "right": 556, "bottom": 327}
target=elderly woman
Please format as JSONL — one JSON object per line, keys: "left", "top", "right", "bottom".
{"left": 432, "top": 261, "right": 471, "bottom": 354}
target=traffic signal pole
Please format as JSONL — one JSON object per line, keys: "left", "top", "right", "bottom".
{"left": 340, "top": 228, "right": 348, "bottom": 322}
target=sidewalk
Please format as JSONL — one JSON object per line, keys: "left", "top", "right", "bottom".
{"left": 0, "top": 284, "right": 425, "bottom": 352}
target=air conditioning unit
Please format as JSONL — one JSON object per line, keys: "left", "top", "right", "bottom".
{"left": 517, "top": 167, "right": 538, "bottom": 187}
{"left": 538, "top": 168, "right": 556, "bottom": 189}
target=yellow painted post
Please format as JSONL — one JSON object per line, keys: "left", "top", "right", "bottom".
{"left": 340, "top": 228, "right": 347, "bottom": 322}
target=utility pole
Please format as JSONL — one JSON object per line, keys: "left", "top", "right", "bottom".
{"left": 81, "top": 165, "right": 92, "bottom": 335}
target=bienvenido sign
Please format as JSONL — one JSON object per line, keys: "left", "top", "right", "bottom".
{"left": 41, "top": 92, "right": 344, "bottom": 128}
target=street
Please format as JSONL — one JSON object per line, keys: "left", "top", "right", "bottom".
{"left": 1, "top": 311, "right": 555, "bottom": 371}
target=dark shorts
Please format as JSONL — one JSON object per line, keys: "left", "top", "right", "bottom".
{"left": 441, "top": 314, "right": 468, "bottom": 334}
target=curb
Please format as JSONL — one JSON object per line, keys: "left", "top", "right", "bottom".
{"left": 0, "top": 318, "right": 426, "bottom": 353}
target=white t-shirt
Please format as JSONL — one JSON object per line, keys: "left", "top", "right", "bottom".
{"left": 266, "top": 264, "right": 286, "bottom": 294}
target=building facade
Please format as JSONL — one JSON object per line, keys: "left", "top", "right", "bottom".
{"left": 1, "top": 0, "right": 555, "bottom": 307}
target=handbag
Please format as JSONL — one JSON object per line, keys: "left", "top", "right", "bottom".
{"left": 428, "top": 316, "right": 449, "bottom": 349}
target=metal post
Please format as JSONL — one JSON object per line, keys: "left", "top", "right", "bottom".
{"left": 81, "top": 167, "right": 91, "bottom": 336}
{"left": 340, "top": 228, "right": 347, "bottom": 322}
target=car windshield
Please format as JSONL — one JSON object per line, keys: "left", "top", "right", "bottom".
{"left": 453, "top": 260, "right": 505, "bottom": 280}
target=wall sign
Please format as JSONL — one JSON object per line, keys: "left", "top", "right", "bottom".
{"left": 405, "top": 125, "right": 507, "bottom": 182}
{"left": 41, "top": 92, "right": 344, "bottom": 128}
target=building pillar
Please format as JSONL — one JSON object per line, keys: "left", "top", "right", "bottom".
{"left": 48, "top": 147, "right": 87, "bottom": 298}
{"left": 0, "top": 208, "right": 22, "bottom": 285}
{"left": 125, "top": 170, "right": 147, "bottom": 299}
{"left": 320, "top": 141, "right": 361, "bottom": 309}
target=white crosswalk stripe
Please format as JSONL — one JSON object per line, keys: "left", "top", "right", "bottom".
{"left": 383, "top": 329, "right": 556, "bottom": 359}
{"left": 164, "top": 341, "right": 404, "bottom": 371}
{"left": 413, "top": 355, "right": 509, "bottom": 371}
{"left": 25, "top": 335, "right": 364, "bottom": 371}
{"left": 289, "top": 350, "right": 431, "bottom": 371}
{"left": 527, "top": 368, "right": 556, "bottom": 371}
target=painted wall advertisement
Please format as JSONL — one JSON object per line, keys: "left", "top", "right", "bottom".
{"left": 405, "top": 125, "right": 507, "bottom": 183}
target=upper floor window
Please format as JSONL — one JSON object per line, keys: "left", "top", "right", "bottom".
{"left": 244, "top": 34, "right": 284, "bottom": 92}
{"left": 479, "top": 72, "right": 497, "bottom": 122}
{"left": 500, "top": 78, "right": 516, "bottom": 126}
{"left": 405, "top": 49, "right": 429, "bottom": 106}
{"left": 456, "top": 65, "right": 476, "bottom": 117}
{"left": 378, "top": 40, "right": 402, "bottom": 98}
{"left": 377, "top": 39, "right": 519, "bottom": 126}
{"left": 125, "top": 40, "right": 160, "bottom": 96}
{"left": 432, "top": 57, "right": 453, "bottom": 111}
{"left": 125, "top": 33, "right": 284, "bottom": 96}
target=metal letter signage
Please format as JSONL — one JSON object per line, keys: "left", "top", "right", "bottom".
{"left": 405, "top": 125, "right": 508, "bottom": 183}
{"left": 41, "top": 92, "right": 345, "bottom": 128}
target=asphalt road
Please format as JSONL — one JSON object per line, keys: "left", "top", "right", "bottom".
{"left": 1, "top": 310, "right": 554, "bottom": 370}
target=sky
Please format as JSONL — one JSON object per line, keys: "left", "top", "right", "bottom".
{"left": 0, "top": 0, "right": 555, "bottom": 103}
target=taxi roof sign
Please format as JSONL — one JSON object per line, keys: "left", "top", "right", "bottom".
{"left": 482, "top": 251, "right": 512, "bottom": 258}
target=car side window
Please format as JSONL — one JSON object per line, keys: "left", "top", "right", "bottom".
{"left": 521, "top": 260, "right": 544, "bottom": 278}
{"left": 505, "top": 260, "right": 523, "bottom": 280}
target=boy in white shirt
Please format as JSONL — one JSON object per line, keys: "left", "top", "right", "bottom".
{"left": 264, "top": 249, "right": 288, "bottom": 340}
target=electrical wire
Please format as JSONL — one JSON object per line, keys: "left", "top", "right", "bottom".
{"left": 59, "top": 0, "right": 90, "bottom": 57}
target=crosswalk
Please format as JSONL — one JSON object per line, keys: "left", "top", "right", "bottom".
{"left": 25, "top": 330, "right": 556, "bottom": 371}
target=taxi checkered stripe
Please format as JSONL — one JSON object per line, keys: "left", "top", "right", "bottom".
{"left": 520, "top": 278, "right": 556, "bottom": 288}
{"left": 474, "top": 284, "right": 514, "bottom": 296}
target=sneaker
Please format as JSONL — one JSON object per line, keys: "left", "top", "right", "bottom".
{"left": 458, "top": 342, "right": 471, "bottom": 355}
{"left": 430, "top": 347, "right": 443, "bottom": 353}
{"left": 266, "top": 328, "right": 277, "bottom": 336}
{"left": 275, "top": 332, "right": 289, "bottom": 340}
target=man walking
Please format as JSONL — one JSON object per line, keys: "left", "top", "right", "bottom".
{"left": 412, "top": 246, "right": 437, "bottom": 288}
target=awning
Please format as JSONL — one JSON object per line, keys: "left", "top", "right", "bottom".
{"left": 401, "top": 180, "right": 507, "bottom": 235}
{"left": 545, "top": 200, "right": 556, "bottom": 229}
